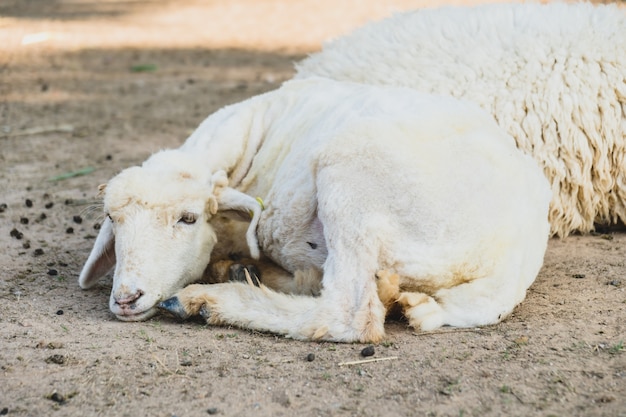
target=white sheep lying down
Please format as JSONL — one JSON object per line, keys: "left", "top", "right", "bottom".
{"left": 79, "top": 78, "right": 551, "bottom": 342}
{"left": 296, "top": 2, "right": 626, "bottom": 237}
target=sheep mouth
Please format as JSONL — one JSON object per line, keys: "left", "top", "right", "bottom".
{"left": 114, "top": 306, "right": 158, "bottom": 322}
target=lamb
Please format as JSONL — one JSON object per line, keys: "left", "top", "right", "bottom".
{"left": 295, "top": 2, "right": 626, "bottom": 237}
{"left": 79, "top": 77, "right": 551, "bottom": 342}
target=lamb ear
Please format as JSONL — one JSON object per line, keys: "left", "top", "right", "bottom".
{"left": 78, "top": 217, "right": 116, "bottom": 289}
{"left": 212, "top": 172, "right": 262, "bottom": 260}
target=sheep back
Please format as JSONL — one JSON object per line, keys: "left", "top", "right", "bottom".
{"left": 296, "top": 2, "right": 626, "bottom": 236}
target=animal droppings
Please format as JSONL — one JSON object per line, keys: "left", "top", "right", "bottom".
{"left": 10, "top": 228, "right": 23, "bottom": 239}
{"left": 47, "top": 392, "right": 65, "bottom": 404}
{"left": 361, "top": 346, "right": 375, "bottom": 357}
{"left": 72, "top": 215, "right": 83, "bottom": 224}
{"left": 56, "top": 310, "right": 64, "bottom": 315}
{"left": 306, "top": 353, "right": 315, "bottom": 362}
{"left": 47, "top": 269, "right": 58, "bottom": 276}
{"left": 20, "top": 217, "right": 29, "bottom": 224}
{"left": 66, "top": 227, "right": 74, "bottom": 234}
{"left": 45, "top": 202, "right": 54, "bottom": 209}
{"left": 0, "top": 203, "right": 7, "bottom": 213}
{"left": 25, "top": 199, "right": 33, "bottom": 208}
{"left": 33, "top": 248, "right": 44, "bottom": 256}
{"left": 207, "top": 408, "right": 219, "bottom": 415}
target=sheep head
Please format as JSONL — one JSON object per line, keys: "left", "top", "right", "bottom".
{"left": 78, "top": 150, "right": 262, "bottom": 321}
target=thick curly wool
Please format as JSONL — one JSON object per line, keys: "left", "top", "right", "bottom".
{"left": 295, "top": 2, "right": 626, "bottom": 237}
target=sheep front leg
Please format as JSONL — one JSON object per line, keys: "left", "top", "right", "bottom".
{"left": 158, "top": 260, "right": 385, "bottom": 342}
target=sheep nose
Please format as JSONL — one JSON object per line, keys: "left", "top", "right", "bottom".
{"left": 114, "top": 290, "right": 144, "bottom": 309}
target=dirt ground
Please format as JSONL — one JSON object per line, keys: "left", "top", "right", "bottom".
{"left": 1, "top": 1, "right": 625, "bottom": 416}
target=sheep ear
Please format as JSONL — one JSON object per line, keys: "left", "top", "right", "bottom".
{"left": 210, "top": 170, "right": 262, "bottom": 259}
{"left": 78, "top": 217, "right": 116, "bottom": 289}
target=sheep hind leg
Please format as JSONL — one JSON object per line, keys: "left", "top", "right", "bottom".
{"left": 208, "top": 258, "right": 323, "bottom": 296}
{"left": 397, "top": 292, "right": 446, "bottom": 331}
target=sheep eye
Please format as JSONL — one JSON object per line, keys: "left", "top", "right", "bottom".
{"left": 178, "top": 212, "right": 197, "bottom": 225}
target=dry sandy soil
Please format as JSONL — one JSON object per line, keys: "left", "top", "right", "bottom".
{"left": 1, "top": 1, "right": 625, "bottom": 416}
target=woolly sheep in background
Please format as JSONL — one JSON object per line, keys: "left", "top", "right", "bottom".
{"left": 296, "top": 2, "right": 626, "bottom": 237}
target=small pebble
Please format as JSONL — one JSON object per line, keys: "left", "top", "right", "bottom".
{"left": 72, "top": 215, "right": 83, "bottom": 224}
{"left": 361, "top": 346, "right": 375, "bottom": 357}
{"left": 47, "top": 269, "right": 58, "bottom": 276}
{"left": 66, "top": 227, "right": 74, "bottom": 234}
{"left": 45, "top": 202, "right": 54, "bottom": 209}
{"left": 56, "top": 310, "right": 64, "bottom": 315}
{"left": 25, "top": 199, "right": 33, "bottom": 208}
{"left": 306, "top": 353, "right": 315, "bottom": 362}
{"left": 20, "top": 217, "right": 29, "bottom": 224}
{"left": 608, "top": 280, "right": 620, "bottom": 287}
{"left": 33, "top": 248, "right": 44, "bottom": 256}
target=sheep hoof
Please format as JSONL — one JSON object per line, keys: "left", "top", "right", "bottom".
{"left": 158, "top": 297, "right": 189, "bottom": 320}
{"left": 229, "top": 264, "right": 261, "bottom": 286}
{"left": 199, "top": 305, "right": 211, "bottom": 320}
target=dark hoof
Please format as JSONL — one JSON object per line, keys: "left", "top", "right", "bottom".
{"left": 157, "top": 297, "right": 189, "bottom": 320}
{"left": 228, "top": 264, "right": 261, "bottom": 286}
{"left": 199, "top": 305, "right": 211, "bottom": 320}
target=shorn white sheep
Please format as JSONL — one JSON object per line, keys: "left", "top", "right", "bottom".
{"left": 79, "top": 78, "right": 551, "bottom": 342}
{"left": 295, "top": 2, "right": 626, "bottom": 237}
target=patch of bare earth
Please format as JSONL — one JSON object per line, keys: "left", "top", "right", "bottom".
{"left": 1, "top": 1, "right": 624, "bottom": 416}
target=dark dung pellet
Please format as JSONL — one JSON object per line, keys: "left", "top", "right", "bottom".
{"left": 20, "top": 217, "right": 29, "bottom": 224}
{"left": 66, "top": 227, "right": 74, "bottom": 234}
{"left": 33, "top": 248, "right": 44, "bottom": 256}
{"left": 207, "top": 408, "right": 218, "bottom": 415}
{"left": 25, "top": 199, "right": 33, "bottom": 208}
{"left": 93, "top": 223, "right": 101, "bottom": 230}
{"left": 48, "top": 392, "right": 65, "bottom": 404}
{"left": 47, "top": 269, "right": 58, "bottom": 276}
{"left": 0, "top": 203, "right": 7, "bottom": 213}
{"left": 56, "top": 310, "right": 64, "bottom": 315}
{"left": 72, "top": 215, "right": 83, "bottom": 224}
{"left": 0, "top": 407, "right": 8, "bottom": 415}
{"left": 361, "top": 346, "right": 375, "bottom": 357}
{"left": 10, "top": 228, "right": 23, "bottom": 239}
{"left": 22, "top": 242, "right": 31, "bottom": 249}
{"left": 45, "top": 202, "right": 54, "bottom": 209}
{"left": 306, "top": 353, "right": 315, "bottom": 362}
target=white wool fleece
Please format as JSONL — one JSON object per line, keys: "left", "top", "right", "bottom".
{"left": 296, "top": 2, "right": 626, "bottom": 237}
